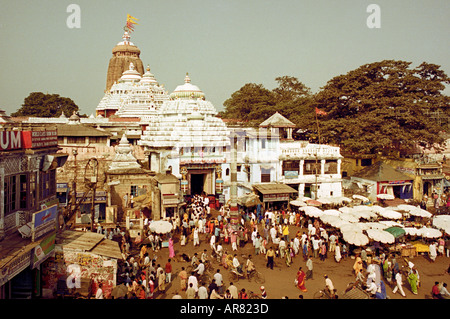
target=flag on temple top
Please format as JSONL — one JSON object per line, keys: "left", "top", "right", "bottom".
{"left": 126, "top": 14, "right": 138, "bottom": 32}
{"left": 315, "top": 107, "right": 327, "bottom": 116}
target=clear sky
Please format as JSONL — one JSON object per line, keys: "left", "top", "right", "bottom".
{"left": 0, "top": 0, "right": 449, "bottom": 116}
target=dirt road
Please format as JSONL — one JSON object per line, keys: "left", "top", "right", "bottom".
{"left": 146, "top": 222, "right": 449, "bottom": 299}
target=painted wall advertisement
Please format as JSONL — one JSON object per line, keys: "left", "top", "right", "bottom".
{"left": 32, "top": 204, "right": 58, "bottom": 241}
{"left": 42, "top": 249, "right": 117, "bottom": 298}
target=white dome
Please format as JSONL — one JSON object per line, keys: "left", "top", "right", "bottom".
{"left": 119, "top": 62, "right": 142, "bottom": 82}
{"left": 170, "top": 73, "right": 205, "bottom": 100}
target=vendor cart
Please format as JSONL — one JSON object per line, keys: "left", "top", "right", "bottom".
{"left": 342, "top": 282, "right": 371, "bottom": 299}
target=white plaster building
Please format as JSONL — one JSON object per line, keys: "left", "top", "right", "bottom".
{"left": 138, "top": 73, "right": 230, "bottom": 196}
{"left": 96, "top": 63, "right": 169, "bottom": 119}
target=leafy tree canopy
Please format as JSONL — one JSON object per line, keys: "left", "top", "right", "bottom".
{"left": 12, "top": 92, "right": 79, "bottom": 117}
{"left": 312, "top": 60, "right": 450, "bottom": 154}
{"left": 220, "top": 76, "right": 312, "bottom": 126}
{"left": 221, "top": 60, "right": 450, "bottom": 155}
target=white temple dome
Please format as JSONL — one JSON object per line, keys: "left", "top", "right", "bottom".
{"left": 119, "top": 62, "right": 142, "bottom": 83}
{"left": 170, "top": 73, "right": 205, "bottom": 100}
{"left": 140, "top": 65, "right": 159, "bottom": 85}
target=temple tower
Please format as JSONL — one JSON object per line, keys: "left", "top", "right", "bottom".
{"left": 106, "top": 31, "right": 144, "bottom": 91}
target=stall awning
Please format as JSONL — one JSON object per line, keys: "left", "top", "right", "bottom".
{"left": 253, "top": 183, "right": 298, "bottom": 195}
{"left": 253, "top": 183, "right": 297, "bottom": 202}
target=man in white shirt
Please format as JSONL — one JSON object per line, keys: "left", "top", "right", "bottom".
{"left": 198, "top": 283, "right": 208, "bottom": 299}
{"left": 392, "top": 271, "right": 406, "bottom": 297}
{"left": 324, "top": 275, "right": 335, "bottom": 298}
{"left": 269, "top": 226, "right": 277, "bottom": 243}
{"left": 194, "top": 262, "right": 205, "bottom": 276}
{"left": 232, "top": 254, "right": 242, "bottom": 273}
{"left": 188, "top": 273, "right": 199, "bottom": 293}
{"left": 312, "top": 236, "right": 320, "bottom": 258}
{"left": 366, "top": 281, "right": 378, "bottom": 297}
{"left": 213, "top": 269, "right": 224, "bottom": 294}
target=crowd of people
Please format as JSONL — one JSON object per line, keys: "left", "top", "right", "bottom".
{"left": 94, "top": 192, "right": 449, "bottom": 299}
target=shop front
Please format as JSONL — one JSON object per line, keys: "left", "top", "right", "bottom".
{"left": 253, "top": 183, "right": 297, "bottom": 210}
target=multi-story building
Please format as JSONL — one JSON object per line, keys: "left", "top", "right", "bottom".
{"left": 0, "top": 111, "right": 68, "bottom": 298}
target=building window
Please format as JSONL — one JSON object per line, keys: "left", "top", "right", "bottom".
{"left": 225, "top": 168, "right": 230, "bottom": 176}
{"left": 4, "top": 175, "right": 18, "bottom": 215}
{"left": 19, "top": 174, "right": 27, "bottom": 209}
{"left": 361, "top": 158, "right": 372, "bottom": 166}
{"left": 261, "top": 139, "right": 266, "bottom": 149}
{"left": 40, "top": 169, "right": 56, "bottom": 201}
{"left": 261, "top": 168, "right": 271, "bottom": 183}
{"left": 130, "top": 185, "right": 138, "bottom": 197}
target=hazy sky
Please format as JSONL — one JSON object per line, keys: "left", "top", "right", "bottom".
{"left": 0, "top": 0, "right": 449, "bottom": 116}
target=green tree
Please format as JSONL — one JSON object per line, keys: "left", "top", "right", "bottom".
{"left": 312, "top": 60, "right": 450, "bottom": 154}
{"left": 222, "top": 83, "right": 276, "bottom": 124}
{"left": 221, "top": 77, "right": 313, "bottom": 127}
{"left": 12, "top": 92, "right": 79, "bottom": 117}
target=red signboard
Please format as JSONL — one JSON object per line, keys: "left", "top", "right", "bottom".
{"left": 22, "top": 130, "right": 58, "bottom": 149}
{"left": 0, "top": 131, "right": 22, "bottom": 150}
{"left": 0, "top": 130, "right": 58, "bottom": 150}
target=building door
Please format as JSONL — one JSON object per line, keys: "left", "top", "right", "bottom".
{"left": 191, "top": 174, "right": 205, "bottom": 195}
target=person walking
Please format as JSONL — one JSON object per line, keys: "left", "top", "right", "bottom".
{"left": 168, "top": 237, "right": 175, "bottom": 258}
{"left": 193, "top": 227, "right": 200, "bottom": 247}
{"left": 178, "top": 266, "right": 188, "bottom": 291}
{"left": 165, "top": 259, "right": 173, "bottom": 283}
{"left": 392, "top": 270, "right": 406, "bottom": 297}
{"left": 228, "top": 282, "right": 238, "bottom": 299}
{"left": 296, "top": 267, "right": 307, "bottom": 292}
{"left": 213, "top": 269, "right": 224, "bottom": 294}
{"left": 266, "top": 246, "right": 275, "bottom": 270}
{"left": 306, "top": 255, "right": 314, "bottom": 280}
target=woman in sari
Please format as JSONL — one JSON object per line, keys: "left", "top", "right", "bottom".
{"left": 353, "top": 255, "right": 363, "bottom": 275}
{"left": 168, "top": 237, "right": 175, "bottom": 258}
{"left": 335, "top": 243, "right": 341, "bottom": 263}
{"left": 296, "top": 267, "right": 307, "bottom": 292}
{"left": 407, "top": 268, "right": 419, "bottom": 295}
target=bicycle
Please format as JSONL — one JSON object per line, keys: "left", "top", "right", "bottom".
{"left": 248, "top": 290, "right": 262, "bottom": 299}
{"left": 247, "top": 269, "right": 265, "bottom": 284}
{"left": 313, "top": 287, "right": 335, "bottom": 299}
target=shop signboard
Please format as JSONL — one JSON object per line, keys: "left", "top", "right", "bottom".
{"left": 284, "top": 171, "right": 299, "bottom": 179}
{"left": 0, "top": 130, "right": 22, "bottom": 150}
{"left": 22, "top": 130, "right": 58, "bottom": 149}
{"left": 0, "top": 250, "right": 32, "bottom": 286}
{"left": 32, "top": 204, "right": 58, "bottom": 241}
{"left": 263, "top": 193, "right": 290, "bottom": 202}
{"left": 32, "top": 232, "right": 56, "bottom": 269}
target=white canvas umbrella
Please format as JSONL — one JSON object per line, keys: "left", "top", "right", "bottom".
{"left": 396, "top": 204, "right": 418, "bottom": 212}
{"left": 409, "top": 208, "right": 432, "bottom": 218}
{"left": 377, "top": 193, "right": 395, "bottom": 200}
{"left": 365, "top": 229, "right": 395, "bottom": 244}
{"left": 364, "top": 222, "right": 389, "bottom": 230}
{"left": 300, "top": 206, "right": 323, "bottom": 218}
{"left": 342, "top": 230, "right": 369, "bottom": 246}
{"left": 149, "top": 220, "right": 173, "bottom": 234}
{"left": 329, "top": 218, "right": 351, "bottom": 229}
{"left": 377, "top": 209, "right": 403, "bottom": 220}
{"left": 350, "top": 209, "right": 377, "bottom": 220}
{"left": 379, "top": 220, "right": 403, "bottom": 228}
{"left": 320, "top": 214, "right": 341, "bottom": 225}
{"left": 340, "top": 213, "right": 360, "bottom": 223}
{"left": 353, "top": 194, "right": 370, "bottom": 202}
{"left": 338, "top": 206, "right": 353, "bottom": 214}
{"left": 290, "top": 199, "right": 307, "bottom": 207}
{"left": 403, "top": 227, "right": 421, "bottom": 236}
{"left": 340, "top": 223, "right": 364, "bottom": 233}
{"left": 432, "top": 215, "right": 450, "bottom": 234}
{"left": 417, "top": 227, "right": 442, "bottom": 239}
{"left": 323, "top": 209, "right": 341, "bottom": 216}
{"left": 370, "top": 205, "right": 386, "bottom": 214}
{"left": 352, "top": 205, "right": 373, "bottom": 211}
